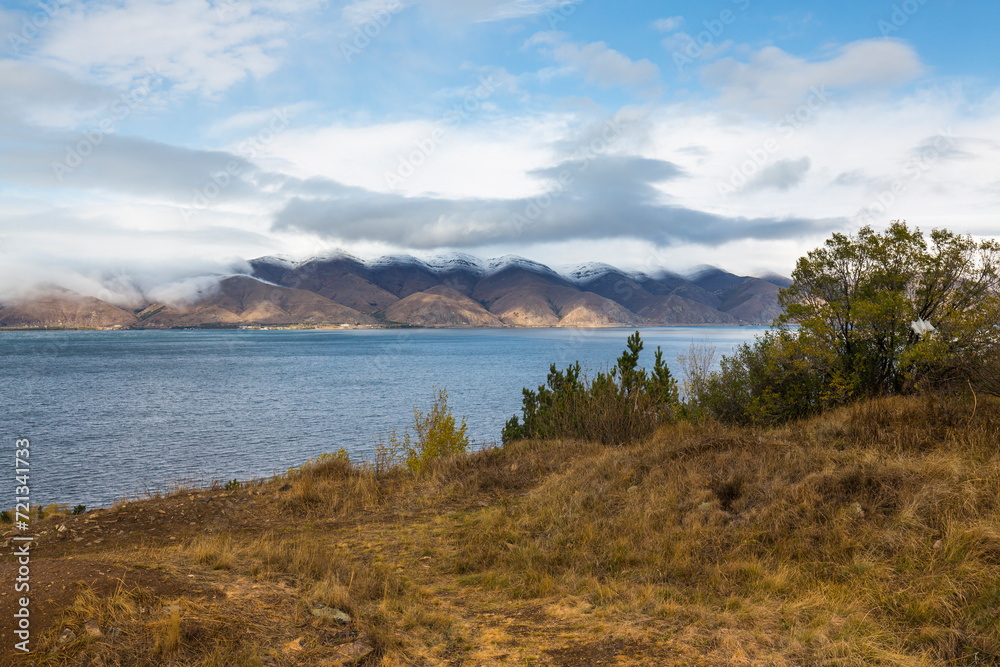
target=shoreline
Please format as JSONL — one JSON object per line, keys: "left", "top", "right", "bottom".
{"left": 0, "top": 322, "right": 766, "bottom": 332}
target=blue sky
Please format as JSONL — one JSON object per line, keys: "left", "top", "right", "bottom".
{"left": 1, "top": 0, "right": 999, "bottom": 303}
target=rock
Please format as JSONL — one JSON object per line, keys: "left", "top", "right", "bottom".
{"left": 278, "top": 483, "right": 293, "bottom": 492}
{"left": 58, "top": 524, "right": 68, "bottom": 533}
{"left": 56, "top": 627, "right": 76, "bottom": 648}
{"left": 84, "top": 620, "right": 102, "bottom": 637}
{"left": 283, "top": 636, "right": 305, "bottom": 653}
{"left": 330, "top": 634, "right": 374, "bottom": 661}
{"left": 627, "top": 485, "right": 639, "bottom": 494}
{"left": 312, "top": 605, "right": 351, "bottom": 624}
{"left": 933, "top": 539, "right": 944, "bottom": 551}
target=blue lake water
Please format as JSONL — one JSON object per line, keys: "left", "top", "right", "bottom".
{"left": 1, "top": 327, "right": 766, "bottom": 508}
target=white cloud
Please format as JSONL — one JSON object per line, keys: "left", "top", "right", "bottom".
{"left": 30, "top": 0, "right": 309, "bottom": 96}
{"left": 528, "top": 31, "right": 662, "bottom": 96}
{"left": 422, "top": 0, "right": 581, "bottom": 23}
{"left": 0, "top": 60, "right": 112, "bottom": 127}
{"left": 341, "top": 0, "right": 412, "bottom": 28}
{"left": 653, "top": 16, "right": 683, "bottom": 32}
{"left": 702, "top": 39, "right": 924, "bottom": 113}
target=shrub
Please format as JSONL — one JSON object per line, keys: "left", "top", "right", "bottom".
{"left": 375, "top": 388, "right": 470, "bottom": 474}
{"left": 698, "top": 328, "right": 848, "bottom": 426}
{"left": 406, "top": 387, "right": 470, "bottom": 474}
{"left": 502, "top": 331, "right": 678, "bottom": 445}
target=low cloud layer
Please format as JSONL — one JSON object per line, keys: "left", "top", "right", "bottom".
{"left": 272, "top": 155, "right": 837, "bottom": 247}
{"left": 746, "top": 157, "right": 811, "bottom": 192}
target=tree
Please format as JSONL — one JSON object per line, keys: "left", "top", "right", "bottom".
{"left": 502, "top": 332, "right": 678, "bottom": 445}
{"left": 779, "top": 221, "right": 1000, "bottom": 397}
{"left": 695, "top": 222, "right": 1000, "bottom": 426}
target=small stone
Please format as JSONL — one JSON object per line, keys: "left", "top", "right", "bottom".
{"left": 84, "top": 620, "right": 102, "bottom": 637}
{"left": 312, "top": 605, "right": 351, "bottom": 624}
{"left": 933, "top": 539, "right": 944, "bottom": 551}
{"left": 331, "top": 634, "right": 374, "bottom": 660}
{"left": 56, "top": 627, "right": 76, "bottom": 648}
{"left": 58, "top": 524, "right": 68, "bottom": 533}
{"left": 278, "top": 483, "right": 293, "bottom": 492}
{"left": 627, "top": 485, "right": 639, "bottom": 493}
{"left": 283, "top": 636, "right": 305, "bottom": 653}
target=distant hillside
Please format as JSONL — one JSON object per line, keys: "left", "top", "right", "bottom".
{"left": 0, "top": 288, "right": 139, "bottom": 329}
{"left": 141, "top": 276, "right": 377, "bottom": 328}
{"left": 0, "top": 254, "right": 789, "bottom": 329}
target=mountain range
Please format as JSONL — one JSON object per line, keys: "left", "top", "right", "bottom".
{"left": 0, "top": 253, "right": 790, "bottom": 330}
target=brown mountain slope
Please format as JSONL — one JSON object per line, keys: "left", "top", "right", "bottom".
{"left": 484, "top": 288, "right": 561, "bottom": 326}
{"left": 319, "top": 273, "right": 399, "bottom": 313}
{"left": 474, "top": 266, "right": 643, "bottom": 327}
{"left": 577, "top": 270, "right": 723, "bottom": 314}
{"left": 638, "top": 295, "right": 739, "bottom": 325}
{"left": 718, "top": 279, "right": 783, "bottom": 325}
{"left": 382, "top": 285, "right": 504, "bottom": 327}
{"left": 271, "top": 256, "right": 399, "bottom": 313}
{"left": 143, "top": 276, "right": 376, "bottom": 327}
{"left": 552, "top": 289, "right": 642, "bottom": 327}
{"left": 0, "top": 289, "right": 138, "bottom": 329}
{"left": 368, "top": 260, "right": 443, "bottom": 298}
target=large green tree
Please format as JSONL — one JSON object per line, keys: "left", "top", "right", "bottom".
{"left": 696, "top": 222, "right": 1000, "bottom": 426}
{"left": 779, "top": 221, "right": 1000, "bottom": 397}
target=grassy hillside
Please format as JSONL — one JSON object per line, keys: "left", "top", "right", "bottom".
{"left": 3, "top": 394, "right": 999, "bottom": 666}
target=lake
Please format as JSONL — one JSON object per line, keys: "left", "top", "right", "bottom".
{"left": 1, "top": 327, "right": 766, "bottom": 508}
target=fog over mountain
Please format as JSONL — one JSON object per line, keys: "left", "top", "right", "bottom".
{"left": 0, "top": 252, "right": 788, "bottom": 329}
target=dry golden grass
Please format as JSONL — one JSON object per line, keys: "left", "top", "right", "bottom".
{"left": 8, "top": 394, "right": 1000, "bottom": 666}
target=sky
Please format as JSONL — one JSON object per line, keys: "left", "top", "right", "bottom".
{"left": 2, "top": 0, "right": 999, "bottom": 303}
